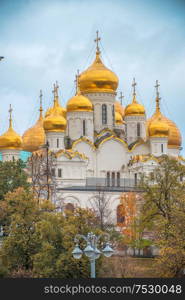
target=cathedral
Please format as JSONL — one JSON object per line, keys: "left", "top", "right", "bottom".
{"left": 0, "top": 32, "right": 184, "bottom": 229}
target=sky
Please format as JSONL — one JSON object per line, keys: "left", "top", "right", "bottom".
{"left": 0, "top": 0, "right": 185, "bottom": 154}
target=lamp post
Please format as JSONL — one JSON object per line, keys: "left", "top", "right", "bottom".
{"left": 72, "top": 232, "right": 114, "bottom": 278}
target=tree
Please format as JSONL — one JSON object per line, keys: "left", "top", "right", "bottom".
{"left": 0, "top": 188, "right": 105, "bottom": 278}
{"left": 27, "top": 149, "right": 56, "bottom": 203}
{"left": 0, "top": 160, "right": 29, "bottom": 201}
{"left": 89, "top": 188, "right": 114, "bottom": 230}
{"left": 140, "top": 156, "right": 185, "bottom": 276}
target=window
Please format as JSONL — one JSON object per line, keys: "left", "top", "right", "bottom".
{"left": 83, "top": 120, "right": 86, "bottom": 136}
{"left": 112, "top": 105, "right": 115, "bottom": 125}
{"left": 112, "top": 172, "right": 115, "bottom": 187}
{"left": 117, "top": 172, "right": 120, "bottom": 187}
{"left": 117, "top": 204, "right": 125, "bottom": 224}
{"left": 161, "top": 144, "right": 164, "bottom": 153}
{"left": 137, "top": 123, "right": 141, "bottom": 137}
{"left": 58, "top": 168, "right": 62, "bottom": 178}
{"left": 102, "top": 104, "right": 107, "bottom": 125}
{"left": 51, "top": 168, "right": 55, "bottom": 177}
{"left": 134, "top": 173, "right": 137, "bottom": 186}
{"left": 107, "top": 172, "right": 110, "bottom": 187}
{"left": 57, "top": 138, "right": 59, "bottom": 148}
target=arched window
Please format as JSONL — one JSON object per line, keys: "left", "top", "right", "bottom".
{"left": 112, "top": 172, "right": 115, "bottom": 187}
{"left": 102, "top": 104, "right": 107, "bottom": 125}
{"left": 134, "top": 173, "right": 137, "bottom": 186}
{"left": 117, "top": 172, "right": 120, "bottom": 187}
{"left": 58, "top": 168, "right": 62, "bottom": 178}
{"left": 117, "top": 204, "right": 125, "bottom": 224}
{"left": 137, "top": 123, "right": 141, "bottom": 137}
{"left": 57, "top": 138, "right": 59, "bottom": 148}
{"left": 83, "top": 120, "right": 86, "bottom": 136}
{"left": 107, "top": 172, "right": 110, "bottom": 187}
{"left": 112, "top": 105, "right": 115, "bottom": 125}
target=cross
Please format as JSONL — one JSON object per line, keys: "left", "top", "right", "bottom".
{"left": 132, "top": 78, "right": 137, "bottom": 96}
{"left": 55, "top": 81, "right": 59, "bottom": 96}
{"left": 119, "top": 91, "right": 124, "bottom": 105}
{"left": 9, "top": 104, "right": 13, "bottom": 127}
{"left": 154, "top": 80, "right": 161, "bottom": 111}
{"left": 39, "top": 90, "right": 43, "bottom": 113}
{"left": 94, "top": 30, "right": 101, "bottom": 53}
{"left": 154, "top": 80, "right": 160, "bottom": 98}
{"left": 74, "top": 69, "right": 80, "bottom": 94}
{"left": 52, "top": 83, "right": 56, "bottom": 97}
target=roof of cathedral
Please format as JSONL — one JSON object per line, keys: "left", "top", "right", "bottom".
{"left": 147, "top": 81, "right": 181, "bottom": 148}
{"left": 0, "top": 105, "right": 22, "bottom": 150}
{"left": 43, "top": 84, "right": 67, "bottom": 133}
{"left": 22, "top": 90, "right": 45, "bottom": 152}
{"left": 67, "top": 74, "right": 93, "bottom": 112}
{"left": 79, "top": 31, "right": 118, "bottom": 94}
{"left": 125, "top": 79, "right": 145, "bottom": 117}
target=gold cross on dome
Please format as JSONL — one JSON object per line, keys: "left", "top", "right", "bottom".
{"left": 155, "top": 80, "right": 160, "bottom": 97}
{"left": 119, "top": 92, "right": 124, "bottom": 105}
{"left": 39, "top": 90, "right": 43, "bottom": 113}
{"left": 74, "top": 69, "right": 80, "bottom": 94}
{"left": 52, "top": 83, "right": 56, "bottom": 96}
{"left": 94, "top": 30, "right": 101, "bottom": 53}
{"left": 55, "top": 81, "right": 59, "bottom": 96}
{"left": 9, "top": 104, "right": 13, "bottom": 127}
{"left": 132, "top": 78, "right": 137, "bottom": 96}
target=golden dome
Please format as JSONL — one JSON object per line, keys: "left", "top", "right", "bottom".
{"left": 45, "top": 83, "right": 66, "bottom": 118}
{"left": 79, "top": 51, "right": 118, "bottom": 94}
{"left": 43, "top": 102, "right": 67, "bottom": 132}
{"left": 44, "top": 83, "right": 67, "bottom": 132}
{"left": 125, "top": 95, "right": 145, "bottom": 116}
{"left": 45, "top": 104, "right": 66, "bottom": 118}
{"left": 0, "top": 105, "right": 22, "bottom": 150}
{"left": 148, "top": 116, "right": 169, "bottom": 138}
{"left": 115, "top": 101, "right": 125, "bottom": 117}
{"left": 115, "top": 111, "right": 123, "bottom": 125}
{"left": 147, "top": 80, "right": 181, "bottom": 148}
{"left": 22, "top": 115, "right": 45, "bottom": 152}
{"left": 148, "top": 113, "right": 181, "bottom": 148}
{"left": 67, "top": 91, "right": 93, "bottom": 112}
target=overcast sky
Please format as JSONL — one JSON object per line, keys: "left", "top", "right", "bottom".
{"left": 0, "top": 0, "right": 185, "bottom": 154}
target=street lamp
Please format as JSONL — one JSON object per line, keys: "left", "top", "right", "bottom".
{"left": 72, "top": 232, "right": 114, "bottom": 278}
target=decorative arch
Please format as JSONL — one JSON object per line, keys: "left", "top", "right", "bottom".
{"left": 72, "top": 137, "right": 96, "bottom": 150}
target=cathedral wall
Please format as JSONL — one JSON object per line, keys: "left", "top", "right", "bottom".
{"left": 72, "top": 141, "right": 96, "bottom": 177}
{"left": 125, "top": 115, "right": 146, "bottom": 145}
{"left": 96, "top": 139, "right": 128, "bottom": 177}
{"left": 67, "top": 111, "right": 93, "bottom": 141}
{"left": 84, "top": 92, "right": 115, "bottom": 132}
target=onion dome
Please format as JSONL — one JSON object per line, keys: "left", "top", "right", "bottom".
{"left": 79, "top": 31, "right": 118, "bottom": 94}
{"left": 125, "top": 78, "right": 145, "bottom": 116}
{"left": 67, "top": 73, "right": 93, "bottom": 112}
{"left": 22, "top": 90, "right": 45, "bottom": 152}
{"left": 43, "top": 85, "right": 66, "bottom": 132}
{"left": 0, "top": 105, "right": 22, "bottom": 150}
{"left": 148, "top": 116, "right": 169, "bottom": 137}
{"left": 45, "top": 82, "right": 66, "bottom": 118}
{"left": 147, "top": 80, "right": 181, "bottom": 148}
{"left": 115, "top": 111, "right": 123, "bottom": 125}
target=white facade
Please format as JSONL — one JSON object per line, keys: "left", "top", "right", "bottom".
{"left": 1, "top": 149, "right": 21, "bottom": 161}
